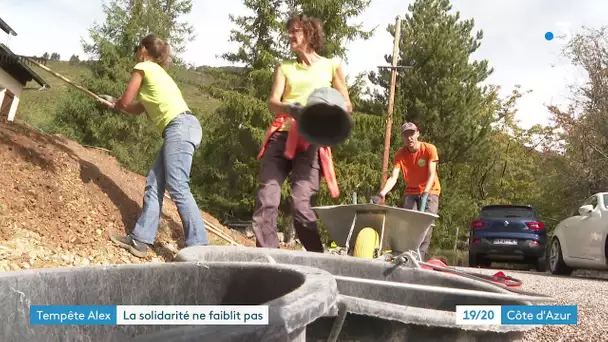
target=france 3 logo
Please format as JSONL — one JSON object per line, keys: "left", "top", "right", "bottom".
{"left": 545, "top": 21, "right": 573, "bottom": 43}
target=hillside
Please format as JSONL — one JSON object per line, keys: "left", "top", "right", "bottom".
{"left": 0, "top": 117, "right": 253, "bottom": 272}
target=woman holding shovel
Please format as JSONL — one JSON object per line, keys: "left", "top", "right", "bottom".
{"left": 252, "top": 14, "right": 353, "bottom": 252}
{"left": 107, "top": 34, "right": 209, "bottom": 258}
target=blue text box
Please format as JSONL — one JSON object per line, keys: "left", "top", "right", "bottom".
{"left": 501, "top": 305, "right": 577, "bottom": 325}
{"left": 30, "top": 305, "right": 117, "bottom": 325}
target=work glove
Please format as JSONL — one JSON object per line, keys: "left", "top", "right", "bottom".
{"left": 419, "top": 192, "right": 429, "bottom": 212}
{"left": 371, "top": 194, "right": 384, "bottom": 204}
{"left": 98, "top": 94, "right": 120, "bottom": 113}
{"left": 98, "top": 94, "right": 116, "bottom": 103}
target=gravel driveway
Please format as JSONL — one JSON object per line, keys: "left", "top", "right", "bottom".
{"left": 456, "top": 267, "right": 608, "bottom": 342}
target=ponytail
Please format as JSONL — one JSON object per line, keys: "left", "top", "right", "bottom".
{"left": 139, "top": 34, "right": 172, "bottom": 68}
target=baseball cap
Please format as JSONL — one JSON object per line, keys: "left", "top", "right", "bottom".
{"left": 401, "top": 122, "right": 419, "bottom": 132}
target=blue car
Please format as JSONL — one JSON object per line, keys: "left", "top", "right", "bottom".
{"left": 468, "top": 204, "right": 547, "bottom": 272}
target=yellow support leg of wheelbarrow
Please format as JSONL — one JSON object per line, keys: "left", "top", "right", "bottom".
{"left": 353, "top": 227, "right": 379, "bottom": 258}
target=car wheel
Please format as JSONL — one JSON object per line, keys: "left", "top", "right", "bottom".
{"left": 548, "top": 238, "right": 573, "bottom": 275}
{"left": 534, "top": 255, "right": 547, "bottom": 272}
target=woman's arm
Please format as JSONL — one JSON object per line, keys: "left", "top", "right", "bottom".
{"left": 332, "top": 63, "right": 353, "bottom": 113}
{"left": 114, "top": 70, "right": 145, "bottom": 115}
{"left": 268, "top": 64, "right": 288, "bottom": 115}
{"left": 121, "top": 103, "right": 146, "bottom": 115}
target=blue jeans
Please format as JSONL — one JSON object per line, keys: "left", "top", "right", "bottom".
{"left": 130, "top": 112, "right": 209, "bottom": 247}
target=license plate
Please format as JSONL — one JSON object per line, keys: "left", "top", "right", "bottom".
{"left": 494, "top": 239, "right": 517, "bottom": 245}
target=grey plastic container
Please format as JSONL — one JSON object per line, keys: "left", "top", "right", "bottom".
{"left": 176, "top": 246, "right": 553, "bottom": 341}
{"left": 0, "top": 261, "right": 338, "bottom": 342}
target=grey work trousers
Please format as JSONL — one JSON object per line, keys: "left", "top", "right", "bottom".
{"left": 251, "top": 132, "right": 324, "bottom": 252}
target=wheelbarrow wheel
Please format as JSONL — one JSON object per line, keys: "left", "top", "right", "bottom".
{"left": 353, "top": 227, "right": 379, "bottom": 259}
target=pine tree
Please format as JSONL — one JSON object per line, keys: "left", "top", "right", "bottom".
{"left": 370, "top": 0, "right": 500, "bottom": 164}
{"left": 285, "top": 0, "right": 375, "bottom": 60}
{"left": 222, "top": 0, "right": 285, "bottom": 70}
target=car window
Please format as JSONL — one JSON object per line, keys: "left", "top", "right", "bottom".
{"left": 480, "top": 206, "right": 536, "bottom": 219}
{"left": 575, "top": 196, "right": 599, "bottom": 216}
{"left": 604, "top": 195, "right": 608, "bottom": 209}
{"left": 583, "top": 196, "right": 598, "bottom": 208}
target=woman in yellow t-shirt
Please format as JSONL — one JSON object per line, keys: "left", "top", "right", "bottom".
{"left": 108, "top": 34, "right": 209, "bottom": 258}
{"left": 252, "top": 14, "right": 353, "bottom": 252}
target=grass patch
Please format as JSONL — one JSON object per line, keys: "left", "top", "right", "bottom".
{"left": 16, "top": 61, "right": 92, "bottom": 131}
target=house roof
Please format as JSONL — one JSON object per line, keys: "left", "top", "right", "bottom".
{"left": 0, "top": 44, "right": 49, "bottom": 88}
{"left": 0, "top": 17, "right": 17, "bottom": 36}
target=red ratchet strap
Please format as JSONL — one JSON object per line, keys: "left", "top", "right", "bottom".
{"left": 420, "top": 258, "right": 523, "bottom": 288}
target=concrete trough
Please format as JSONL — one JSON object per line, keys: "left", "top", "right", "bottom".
{"left": 0, "top": 261, "right": 338, "bottom": 342}
{"left": 176, "top": 246, "right": 554, "bottom": 341}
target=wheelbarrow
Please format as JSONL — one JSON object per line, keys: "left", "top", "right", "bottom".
{"left": 312, "top": 203, "right": 525, "bottom": 290}
{"left": 313, "top": 203, "right": 437, "bottom": 260}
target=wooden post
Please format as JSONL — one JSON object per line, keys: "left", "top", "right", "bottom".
{"left": 453, "top": 226, "right": 460, "bottom": 252}
{"left": 380, "top": 16, "right": 402, "bottom": 189}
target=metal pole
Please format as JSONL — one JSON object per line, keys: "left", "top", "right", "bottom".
{"left": 334, "top": 275, "right": 555, "bottom": 303}
{"left": 380, "top": 16, "right": 402, "bottom": 189}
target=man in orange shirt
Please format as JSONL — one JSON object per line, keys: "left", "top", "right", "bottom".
{"left": 373, "top": 122, "right": 440, "bottom": 260}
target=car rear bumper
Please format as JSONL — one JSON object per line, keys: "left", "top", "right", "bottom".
{"left": 469, "top": 238, "right": 545, "bottom": 260}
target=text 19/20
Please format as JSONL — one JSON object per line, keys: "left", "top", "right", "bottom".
{"left": 463, "top": 310, "right": 495, "bottom": 320}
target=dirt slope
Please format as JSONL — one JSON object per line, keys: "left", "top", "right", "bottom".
{"left": 0, "top": 119, "right": 253, "bottom": 272}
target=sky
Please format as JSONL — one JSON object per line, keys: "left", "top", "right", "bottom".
{"left": 1, "top": 0, "right": 607, "bottom": 129}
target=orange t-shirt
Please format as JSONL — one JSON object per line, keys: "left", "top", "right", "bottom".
{"left": 393, "top": 142, "right": 441, "bottom": 195}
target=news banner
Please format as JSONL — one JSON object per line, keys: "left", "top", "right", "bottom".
{"left": 30, "top": 305, "right": 268, "bottom": 325}
{"left": 29, "top": 304, "right": 577, "bottom": 326}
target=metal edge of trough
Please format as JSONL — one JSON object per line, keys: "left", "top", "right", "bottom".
{"left": 175, "top": 246, "right": 552, "bottom": 334}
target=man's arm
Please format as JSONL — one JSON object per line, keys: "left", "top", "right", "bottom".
{"left": 423, "top": 160, "right": 437, "bottom": 193}
{"left": 423, "top": 145, "right": 439, "bottom": 194}
{"left": 379, "top": 167, "right": 401, "bottom": 197}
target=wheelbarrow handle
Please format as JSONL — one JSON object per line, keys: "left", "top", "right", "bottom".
{"left": 418, "top": 192, "right": 429, "bottom": 212}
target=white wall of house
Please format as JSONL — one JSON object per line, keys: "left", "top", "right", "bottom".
{"left": 0, "top": 67, "right": 24, "bottom": 121}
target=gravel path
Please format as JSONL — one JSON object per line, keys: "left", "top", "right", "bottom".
{"left": 456, "top": 267, "right": 608, "bottom": 342}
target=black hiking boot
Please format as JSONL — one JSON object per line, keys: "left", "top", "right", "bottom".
{"left": 110, "top": 234, "right": 150, "bottom": 258}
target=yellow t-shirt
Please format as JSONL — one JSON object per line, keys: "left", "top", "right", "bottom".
{"left": 133, "top": 61, "right": 191, "bottom": 133}
{"left": 279, "top": 57, "right": 341, "bottom": 131}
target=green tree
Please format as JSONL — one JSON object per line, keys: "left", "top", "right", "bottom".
{"left": 393, "top": 0, "right": 500, "bottom": 164}
{"left": 361, "top": 0, "right": 556, "bottom": 251}
{"left": 546, "top": 26, "right": 608, "bottom": 209}
{"left": 285, "top": 0, "right": 375, "bottom": 60}
{"left": 218, "top": 0, "right": 376, "bottom": 101}
{"left": 69, "top": 54, "right": 80, "bottom": 65}
{"left": 222, "top": 0, "right": 285, "bottom": 70}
